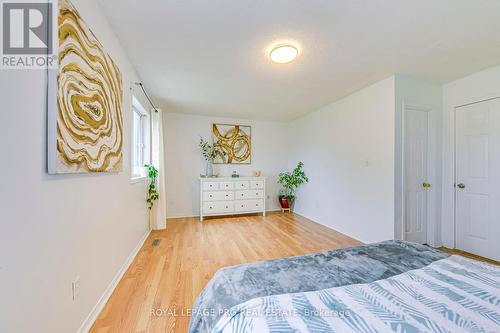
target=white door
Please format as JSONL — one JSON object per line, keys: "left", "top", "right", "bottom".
{"left": 456, "top": 98, "right": 500, "bottom": 261}
{"left": 404, "top": 108, "right": 430, "bottom": 244}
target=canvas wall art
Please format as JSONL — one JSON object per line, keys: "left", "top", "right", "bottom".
{"left": 48, "top": 0, "right": 123, "bottom": 174}
{"left": 212, "top": 124, "right": 251, "bottom": 164}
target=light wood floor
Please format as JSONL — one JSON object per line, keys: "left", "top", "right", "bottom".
{"left": 439, "top": 247, "right": 499, "bottom": 265}
{"left": 90, "top": 212, "right": 363, "bottom": 333}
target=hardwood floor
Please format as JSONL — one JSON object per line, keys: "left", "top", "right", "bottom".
{"left": 90, "top": 212, "right": 363, "bottom": 333}
{"left": 439, "top": 247, "right": 499, "bottom": 265}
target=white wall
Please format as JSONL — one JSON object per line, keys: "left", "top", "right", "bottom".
{"left": 286, "top": 77, "right": 396, "bottom": 243}
{"left": 163, "top": 113, "right": 289, "bottom": 217}
{"left": 394, "top": 75, "right": 443, "bottom": 246}
{"left": 0, "top": 1, "right": 150, "bottom": 332}
{"left": 441, "top": 65, "right": 500, "bottom": 248}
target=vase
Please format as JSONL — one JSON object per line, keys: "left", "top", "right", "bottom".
{"left": 205, "top": 161, "right": 213, "bottom": 177}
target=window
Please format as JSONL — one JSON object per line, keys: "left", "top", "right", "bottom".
{"left": 131, "top": 96, "right": 150, "bottom": 179}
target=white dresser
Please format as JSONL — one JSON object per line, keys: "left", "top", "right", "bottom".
{"left": 199, "top": 177, "right": 266, "bottom": 221}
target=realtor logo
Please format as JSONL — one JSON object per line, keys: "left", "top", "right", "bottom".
{"left": 1, "top": 1, "right": 56, "bottom": 69}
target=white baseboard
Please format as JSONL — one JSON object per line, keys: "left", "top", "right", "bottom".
{"left": 293, "top": 210, "right": 366, "bottom": 244}
{"left": 167, "top": 209, "right": 282, "bottom": 220}
{"left": 166, "top": 214, "right": 199, "bottom": 219}
{"left": 77, "top": 229, "right": 151, "bottom": 333}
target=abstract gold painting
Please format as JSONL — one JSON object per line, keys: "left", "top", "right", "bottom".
{"left": 48, "top": 0, "right": 123, "bottom": 174}
{"left": 212, "top": 124, "right": 251, "bottom": 164}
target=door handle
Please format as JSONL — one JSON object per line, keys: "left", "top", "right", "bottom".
{"left": 423, "top": 182, "right": 432, "bottom": 188}
{"left": 457, "top": 183, "right": 466, "bottom": 189}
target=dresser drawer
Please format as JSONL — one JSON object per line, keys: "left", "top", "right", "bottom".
{"left": 203, "top": 191, "right": 234, "bottom": 201}
{"left": 203, "top": 201, "right": 234, "bottom": 214}
{"left": 202, "top": 181, "right": 219, "bottom": 191}
{"left": 219, "top": 181, "right": 234, "bottom": 190}
{"left": 250, "top": 180, "right": 264, "bottom": 189}
{"left": 235, "top": 199, "right": 264, "bottom": 212}
{"left": 234, "top": 181, "right": 250, "bottom": 190}
{"left": 235, "top": 190, "right": 264, "bottom": 200}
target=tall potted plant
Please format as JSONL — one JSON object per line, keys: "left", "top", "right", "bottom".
{"left": 277, "top": 162, "right": 309, "bottom": 209}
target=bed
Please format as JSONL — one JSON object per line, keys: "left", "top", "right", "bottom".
{"left": 188, "top": 241, "right": 499, "bottom": 333}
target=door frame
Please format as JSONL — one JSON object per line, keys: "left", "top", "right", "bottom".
{"left": 442, "top": 93, "right": 500, "bottom": 249}
{"left": 402, "top": 104, "right": 435, "bottom": 245}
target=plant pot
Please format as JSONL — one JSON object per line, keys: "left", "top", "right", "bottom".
{"left": 278, "top": 196, "right": 294, "bottom": 209}
{"left": 205, "top": 161, "right": 214, "bottom": 177}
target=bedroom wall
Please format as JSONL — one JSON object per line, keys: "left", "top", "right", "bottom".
{"left": 0, "top": 1, "right": 151, "bottom": 332}
{"left": 441, "top": 65, "right": 500, "bottom": 248}
{"left": 163, "top": 112, "right": 289, "bottom": 217}
{"left": 287, "top": 77, "right": 396, "bottom": 243}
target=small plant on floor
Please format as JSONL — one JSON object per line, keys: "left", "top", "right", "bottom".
{"left": 277, "top": 162, "right": 309, "bottom": 210}
{"left": 145, "top": 164, "right": 159, "bottom": 210}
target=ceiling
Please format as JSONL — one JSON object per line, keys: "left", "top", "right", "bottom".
{"left": 97, "top": 0, "right": 500, "bottom": 121}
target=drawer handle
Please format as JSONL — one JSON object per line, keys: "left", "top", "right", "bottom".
{"left": 209, "top": 195, "right": 213, "bottom": 198}
{"left": 241, "top": 205, "right": 244, "bottom": 207}
{"left": 209, "top": 206, "right": 213, "bottom": 209}
{"left": 225, "top": 206, "right": 229, "bottom": 208}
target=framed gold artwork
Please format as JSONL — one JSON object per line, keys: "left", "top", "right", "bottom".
{"left": 47, "top": 0, "right": 123, "bottom": 174}
{"left": 212, "top": 124, "right": 251, "bottom": 164}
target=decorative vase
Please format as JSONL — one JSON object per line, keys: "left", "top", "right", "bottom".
{"left": 205, "top": 160, "right": 213, "bottom": 177}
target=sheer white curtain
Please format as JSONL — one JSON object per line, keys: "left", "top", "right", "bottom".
{"left": 150, "top": 109, "right": 167, "bottom": 230}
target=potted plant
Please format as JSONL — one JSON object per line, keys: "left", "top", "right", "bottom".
{"left": 144, "top": 164, "right": 159, "bottom": 210}
{"left": 198, "top": 136, "right": 226, "bottom": 177}
{"left": 277, "top": 162, "right": 309, "bottom": 210}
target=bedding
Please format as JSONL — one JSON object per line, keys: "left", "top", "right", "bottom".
{"left": 212, "top": 255, "right": 500, "bottom": 333}
{"left": 189, "top": 241, "right": 449, "bottom": 333}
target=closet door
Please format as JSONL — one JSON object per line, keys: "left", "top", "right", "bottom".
{"left": 404, "top": 108, "right": 430, "bottom": 244}
{"left": 455, "top": 98, "right": 500, "bottom": 261}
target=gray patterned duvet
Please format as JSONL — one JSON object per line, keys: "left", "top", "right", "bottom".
{"left": 188, "top": 240, "right": 449, "bottom": 333}
{"left": 212, "top": 255, "right": 500, "bottom": 333}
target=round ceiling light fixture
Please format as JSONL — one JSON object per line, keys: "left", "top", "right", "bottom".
{"left": 269, "top": 45, "right": 298, "bottom": 64}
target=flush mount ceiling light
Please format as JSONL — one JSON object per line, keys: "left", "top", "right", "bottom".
{"left": 269, "top": 45, "right": 298, "bottom": 64}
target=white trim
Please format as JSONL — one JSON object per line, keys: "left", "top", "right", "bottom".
{"left": 131, "top": 95, "right": 150, "bottom": 179}
{"left": 76, "top": 229, "right": 151, "bottom": 333}
{"left": 293, "top": 210, "right": 365, "bottom": 244}
{"left": 167, "top": 214, "right": 200, "bottom": 219}
{"left": 132, "top": 95, "right": 148, "bottom": 116}
{"left": 166, "top": 209, "right": 282, "bottom": 220}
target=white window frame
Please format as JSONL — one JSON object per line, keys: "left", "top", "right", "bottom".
{"left": 131, "top": 96, "right": 150, "bottom": 181}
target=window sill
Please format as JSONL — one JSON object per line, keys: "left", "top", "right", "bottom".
{"left": 130, "top": 176, "right": 147, "bottom": 184}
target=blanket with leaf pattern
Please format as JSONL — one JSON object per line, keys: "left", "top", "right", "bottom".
{"left": 213, "top": 255, "right": 500, "bottom": 333}
{"left": 189, "top": 241, "right": 450, "bottom": 333}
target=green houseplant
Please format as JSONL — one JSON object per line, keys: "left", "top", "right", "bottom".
{"left": 145, "top": 164, "right": 159, "bottom": 210}
{"left": 198, "top": 136, "right": 225, "bottom": 177}
{"left": 277, "top": 162, "right": 309, "bottom": 209}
